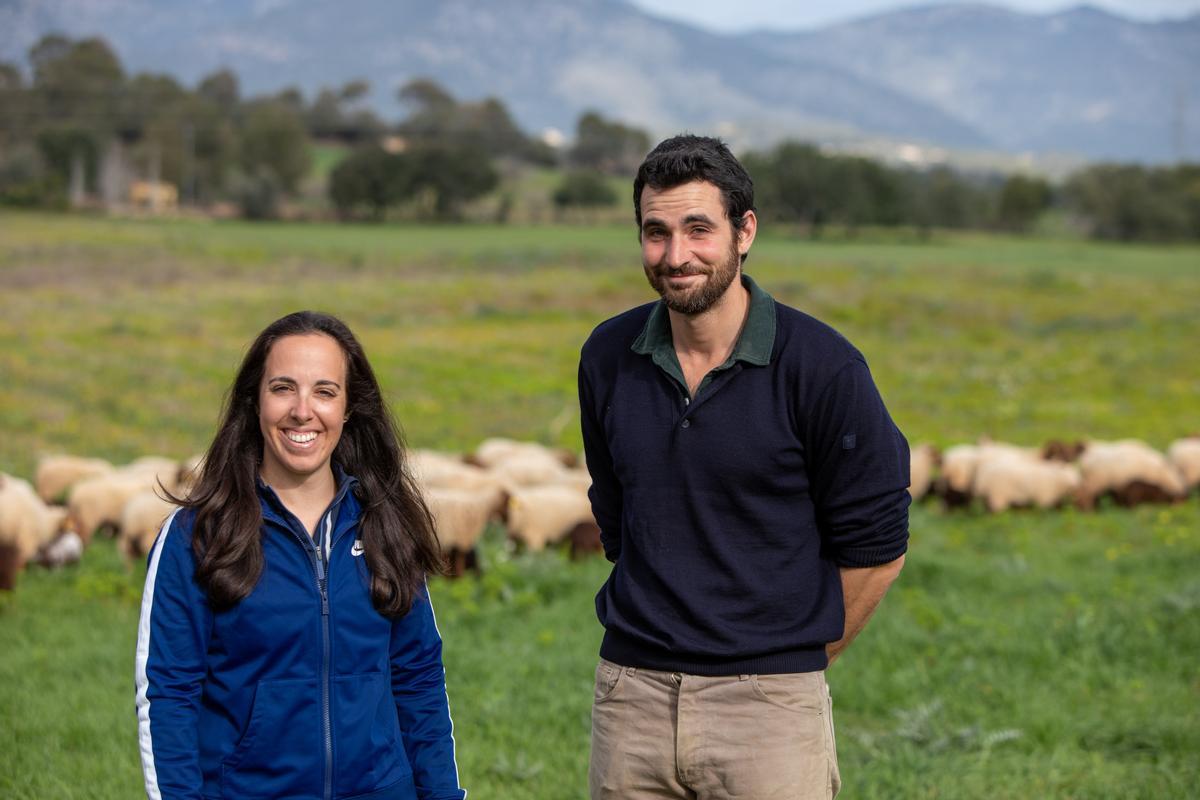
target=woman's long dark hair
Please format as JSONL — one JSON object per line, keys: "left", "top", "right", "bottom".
{"left": 174, "top": 311, "right": 444, "bottom": 617}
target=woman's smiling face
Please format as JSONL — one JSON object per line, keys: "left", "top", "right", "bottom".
{"left": 257, "top": 333, "right": 348, "bottom": 486}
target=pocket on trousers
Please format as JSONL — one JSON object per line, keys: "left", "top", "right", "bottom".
{"left": 749, "top": 672, "right": 825, "bottom": 715}
{"left": 825, "top": 680, "right": 842, "bottom": 797}
{"left": 594, "top": 659, "right": 625, "bottom": 703}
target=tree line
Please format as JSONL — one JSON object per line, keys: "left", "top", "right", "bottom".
{"left": 1, "top": 34, "right": 1197, "bottom": 240}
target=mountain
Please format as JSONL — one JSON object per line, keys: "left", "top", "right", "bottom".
{"left": 2, "top": 0, "right": 1197, "bottom": 162}
{"left": 746, "top": 4, "right": 1200, "bottom": 162}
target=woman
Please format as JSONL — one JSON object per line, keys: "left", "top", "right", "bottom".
{"left": 135, "top": 311, "right": 464, "bottom": 800}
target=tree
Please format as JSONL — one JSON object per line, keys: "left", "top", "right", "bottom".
{"left": 570, "top": 111, "right": 649, "bottom": 175}
{"left": 329, "top": 146, "right": 411, "bottom": 220}
{"left": 407, "top": 142, "right": 499, "bottom": 219}
{"left": 197, "top": 69, "right": 240, "bottom": 116}
{"left": 306, "top": 80, "right": 383, "bottom": 142}
{"left": 553, "top": 170, "right": 618, "bottom": 209}
{"left": 397, "top": 77, "right": 552, "bottom": 165}
{"left": 1063, "top": 163, "right": 1194, "bottom": 241}
{"left": 238, "top": 100, "right": 311, "bottom": 193}
{"left": 995, "top": 174, "right": 1052, "bottom": 232}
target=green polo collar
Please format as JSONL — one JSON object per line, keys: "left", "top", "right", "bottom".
{"left": 632, "top": 273, "right": 777, "bottom": 393}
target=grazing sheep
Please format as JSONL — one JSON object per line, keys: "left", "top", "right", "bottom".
{"left": 122, "top": 456, "right": 183, "bottom": 494}
{"left": 567, "top": 520, "right": 603, "bottom": 560}
{"left": 119, "top": 490, "right": 177, "bottom": 559}
{"left": 35, "top": 531, "right": 84, "bottom": 569}
{"left": 970, "top": 453, "right": 1082, "bottom": 513}
{"left": 0, "top": 474, "right": 71, "bottom": 589}
{"left": 1167, "top": 437, "right": 1200, "bottom": 492}
{"left": 486, "top": 452, "right": 572, "bottom": 489}
{"left": 937, "top": 444, "right": 980, "bottom": 507}
{"left": 68, "top": 469, "right": 169, "bottom": 544}
{"left": 468, "top": 438, "right": 577, "bottom": 469}
{"left": 423, "top": 485, "right": 506, "bottom": 577}
{"left": 1077, "top": 440, "right": 1186, "bottom": 510}
{"left": 908, "top": 444, "right": 940, "bottom": 501}
{"left": 35, "top": 455, "right": 114, "bottom": 503}
{"left": 411, "top": 451, "right": 501, "bottom": 493}
{"left": 176, "top": 454, "right": 206, "bottom": 499}
{"left": 1042, "top": 439, "right": 1086, "bottom": 462}
{"left": 506, "top": 485, "right": 596, "bottom": 552}
{"left": 937, "top": 441, "right": 1043, "bottom": 508}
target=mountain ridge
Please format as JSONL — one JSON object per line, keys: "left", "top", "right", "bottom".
{"left": 1, "top": 0, "right": 1196, "bottom": 162}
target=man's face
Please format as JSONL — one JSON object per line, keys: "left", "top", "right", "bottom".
{"left": 639, "top": 181, "right": 752, "bottom": 315}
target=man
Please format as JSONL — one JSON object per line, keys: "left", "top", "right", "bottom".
{"left": 578, "top": 135, "right": 910, "bottom": 799}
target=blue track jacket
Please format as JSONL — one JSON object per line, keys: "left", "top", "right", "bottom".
{"left": 134, "top": 475, "right": 465, "bottom": 800}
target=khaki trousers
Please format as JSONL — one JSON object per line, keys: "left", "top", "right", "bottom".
{"left": 589, "top": 659, "right": 841, "bottom": 800}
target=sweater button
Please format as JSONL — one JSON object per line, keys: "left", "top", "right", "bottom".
{"left": 681, "top": 419, "right": 690, "bottom": 428}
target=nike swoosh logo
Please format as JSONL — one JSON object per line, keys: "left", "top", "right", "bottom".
{"left": 351, "top": 540, "right": 364, "bottom": 556}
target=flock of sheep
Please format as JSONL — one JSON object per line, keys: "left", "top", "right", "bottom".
{"left": 908, "top": 436, "right": 1200, "bottom": 513}
{"left": 0, "top": 438, "right": 599, "bottom": 591}
{"left": 3, "top": 434, "right": 1198, "bottom": 592}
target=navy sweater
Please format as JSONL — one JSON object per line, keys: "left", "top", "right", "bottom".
{"left": 578, "top": 282, "right": 910, "bottom": 675}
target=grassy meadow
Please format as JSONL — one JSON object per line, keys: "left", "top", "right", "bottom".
{"left": 1, "top": 209, "right": 1198, "bottom": 798}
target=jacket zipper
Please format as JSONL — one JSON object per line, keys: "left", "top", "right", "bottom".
{"left": 317, "top": 513, "right": 333, "bottom": 800}
{"left": 260, "top": 477, "right": 354, "bottom": 800}
{"left": 277, "top": 508, "right": 334, "bottom": 800}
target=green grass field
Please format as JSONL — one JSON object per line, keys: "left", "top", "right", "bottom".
{"left": 1, "top": 210, "right": 1198, "bottom": 798}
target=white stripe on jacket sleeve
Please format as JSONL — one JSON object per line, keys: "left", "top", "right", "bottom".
{"left": 134, "top": 507, "right": 182, "bottom": 800}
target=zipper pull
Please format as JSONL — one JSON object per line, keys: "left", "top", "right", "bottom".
{"left": 319, "top": 578, "right": 329, "bottom": 616}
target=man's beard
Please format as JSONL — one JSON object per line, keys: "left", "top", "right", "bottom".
{"left": 645, "top": 239, "right": 741, "bottom": 316}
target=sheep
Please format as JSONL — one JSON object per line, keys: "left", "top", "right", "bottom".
{"left": 1042, "top": 439, "right": 1086, "bottom": 462}
{"left": 468, "top": 438, "right": 577, "bottom": 469}
{"left": 1077, "top": 440, "right": 1187, "bottom": 510}
{"left": 908, "top": 444, "right": 940, "bottom": 501}
{"left": 119, "top": 490, "right": 177, "bottom": 559}
{"left": 1167, "top": 437, "right": 1200, "bottom": 493}
{"left": 970, "top": 452, "right": 1082, "bottom": 513}
{"left": 411, "top": 451, "right": 498, "bottom": 492}
{"left": 34, "top": 531, "right": 84, "bottom": 570}
{"left": 176, "top": 454, "right": 206, "bottom": 499}
{"left": 484, "top": 451, "right": 572, "bottom": 489}
{"left": 423, "top": 485, "right": 507, "bottom": 577}
{"left": 0, "top": 473, "right": 71, "bottom": 590}
{"left": 506, "top": 485, "right": 596, "bottom": 553}
{"left": 937, "top": 441, "right": 1044, "bottom": 508}
{"left": 67, "top": 469, "right": 170, "bottom": 544}
{"left": 122, "top": 456, "right": 184, "bottom": 495}
{"left": 566, "top": 520, "right": 603, "bottom": 560}
{"left": 34, "top": 455, "right": 114, "bottom": 503}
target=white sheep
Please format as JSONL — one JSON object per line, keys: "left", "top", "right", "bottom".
{"left": 971, "top": 452, "right": 1082, "bottom": 513}
{"left": 35, "top": 531, "right": 84, "bottom": 569}
{"left": 1, "top": 473, "right": 71, "bottom": 589}
{"left": 1166, "top": 437, "right": 1200, "bottom": 492}
{"left": 908, "top": 444, "right": 939, "bottom": 501}
{"left": 122, "top": 456, "right": 184, "bottom": 494}
{"left": 1077, "top": 439, "right": 1186, "bottom": 510}
{"left": 469, "top": 438, "right": 577, "bottom": 469}
{"left": 411, "top": 451, "right": 498, "bottom": 491}
{"left": 506, "top": 485, "right": 595, "bottom": 552}
{"left": 34, "top": 455, "right": 113, "bottom": 503}
{"left": 68, "top": 469, "right": 170, "bottom": 544}
{"left": 176, "top": 454, "right": 206, "bottom": 498}
{"left": 423, "top": 485, "right": 507, "bottom": 576}
{"left": 119, "top": 490, "right": 177, "bottom": 559}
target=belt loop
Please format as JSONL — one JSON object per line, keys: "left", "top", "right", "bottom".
{"left": 625, "top": 666, "right": 637, "bottom": 677}
{"left": 739, "top": 674, "right": 751, "bottom": 681}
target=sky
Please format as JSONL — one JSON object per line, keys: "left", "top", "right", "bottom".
{"left": 628, "top": 0, "right": 1200, "bottom": 32}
